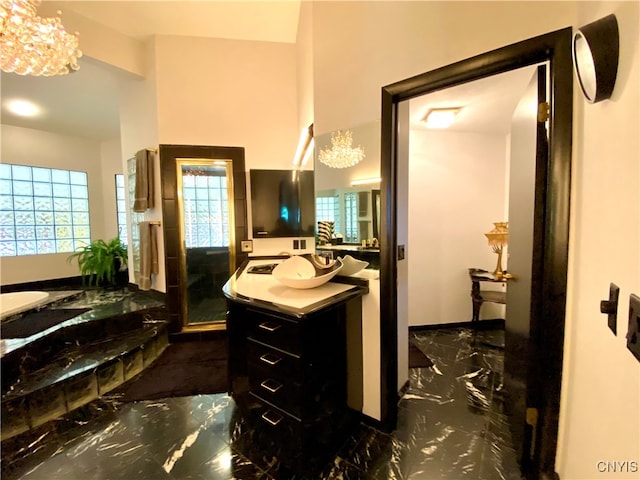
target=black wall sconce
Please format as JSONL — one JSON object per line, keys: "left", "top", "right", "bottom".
{"left": 572, "top": 14, "right": 619, "bottom": 103}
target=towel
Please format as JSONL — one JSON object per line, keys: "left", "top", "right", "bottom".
{"left": 139, "top": 221, "right": 159, "bottom": 291}
{"left": 133, "top": 149, "right": 155, "bottom": 212}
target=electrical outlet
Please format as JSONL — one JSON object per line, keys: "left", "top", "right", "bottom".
{"left": 240, "top": 240, "right": 253, "bottom": 253}
{"left": 626, "top": 293, "right": 640, "bottom": 363}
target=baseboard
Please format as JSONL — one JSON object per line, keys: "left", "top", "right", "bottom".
{"left": 169, "top": 330, "right": 227, "bottom": 343}
{"left": 358, "top": 412, "right": 385, "bottom": 431}
{"left": 397, "top": 380, "right": 410, "bottom": 398}
{"left": 409, "top": 318, "right": 505, "bottom": 332}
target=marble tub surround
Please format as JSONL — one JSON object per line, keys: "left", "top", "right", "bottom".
{"left": 1, "top": 287, "right": 169, "bottom": 445}
{"left": 1, "top": 288, "right": 165, "bottom": 356}
{"left": 0, "top": 290, "right": 84, "bottom": 324}
{"left": 1, "top": 326, "right": 521, "bottom": 480}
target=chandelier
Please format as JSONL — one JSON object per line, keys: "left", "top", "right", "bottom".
{"left": 318, "top": 130, "right": 365, "bottom": 169}
{"left": 0, "top": 0, "right": 82, "bottom": 76}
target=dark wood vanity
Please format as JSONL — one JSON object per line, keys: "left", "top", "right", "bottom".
{"left": 223, "top": 260, "right": 367, "bottom": 472}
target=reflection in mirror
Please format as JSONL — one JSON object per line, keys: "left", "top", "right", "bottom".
{"left": 176, "top": 159, "right": 235, "bottom": 327}
{"left": 314, "top": 121, "right": 381, "bottom": 247}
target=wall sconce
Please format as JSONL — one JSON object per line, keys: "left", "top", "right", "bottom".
{"left": 351, "top": 177, "right": 381, "bottom": 186}
{"left": 292, "top": 123, "right": 314, "bottom": 169}
{"left": 572, "top": 14, "right": 619, "bottom": 103}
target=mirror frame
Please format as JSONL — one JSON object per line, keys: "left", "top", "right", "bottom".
{"left": 160, "top": 144, "right": 247, "bottom": 335}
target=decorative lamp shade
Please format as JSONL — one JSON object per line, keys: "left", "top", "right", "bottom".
{"left": 317, "top": 221, "right": 334, "bottom": 244}
{"left": 485, "top": 222, "right": 509, "bottom": 247}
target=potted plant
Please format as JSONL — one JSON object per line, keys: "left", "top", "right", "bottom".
{"left": 68, "top": 237, "right": 128, "bottom": 288}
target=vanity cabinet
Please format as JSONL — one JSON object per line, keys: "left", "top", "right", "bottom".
{"left": 227, "top": 293, "right": 363, "bottom": 472}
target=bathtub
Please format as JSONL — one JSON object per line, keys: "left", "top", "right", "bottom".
{"left": 0, "top": 291, "right": 50, "bottom": 320}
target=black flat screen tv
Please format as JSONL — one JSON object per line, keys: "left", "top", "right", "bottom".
{"left": 250, "top": 169, "right": 315, "bottom": 238}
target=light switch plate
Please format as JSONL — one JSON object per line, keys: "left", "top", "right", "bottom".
{"left": 626, "top": 293, "right": 640, "bottom": 363}
{"left": 241, "top": 240, "right": 253, "bottom": 253}
{"left": 600, "top": 283, "right": 620, "bottom": 335}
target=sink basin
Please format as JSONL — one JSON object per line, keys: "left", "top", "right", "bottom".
{"left": 337, "top": 255, "right": 369, "bottom": 276}
{"left": 272, "top": 255, "right": 343, "bottom": 289}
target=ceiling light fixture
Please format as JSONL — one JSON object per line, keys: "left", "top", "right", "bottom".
{"left": 6, "top": 98, "right": 40, "bottom": 116}
{"left": 423, "top": 107, "right": 461, "bottom": 129}
{"left": 318, "top": 130, "right": 365, "bottom": 169}
{"left": 0, "top": 0, "right": 82, "bottom": 76}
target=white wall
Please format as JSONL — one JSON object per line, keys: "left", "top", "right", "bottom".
{"left": 153, "top": 35, "right": 299, "bottom": 170}
{"left": 99, "top": 137, "right": 124, "bottom": 240}
{"left": 0, "top": 125, "right": 107, "bottom": 285}
{"left": 311, "top": 1, "right": 577, "bottom": 134}
{"left": 118, "top": 38, "right": 162, "bottom": 290}
{"left": 152, "top": 34, "right": 303, "bottom": 257}
{"left": 296, "top": 1, "right": 314, "bottom": 131}
{"left": 408, "top": 130, "right": 508, "bottom": 326}
{"left": 557, "top": 2, "right": 640, "bottom": 479}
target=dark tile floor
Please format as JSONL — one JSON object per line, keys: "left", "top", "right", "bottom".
{"left": 2, "top": 326, "right": 523, "bottom": 480}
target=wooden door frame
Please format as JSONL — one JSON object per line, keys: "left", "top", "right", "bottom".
{"left": 379, "top": 28, "right": 573, "bottom": 479}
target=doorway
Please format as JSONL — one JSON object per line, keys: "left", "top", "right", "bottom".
{"left": 379, "top": 28, "right": 573, "bottom": 479}
{"left": 159, "top": 145, "right": 248, "bottom": 335}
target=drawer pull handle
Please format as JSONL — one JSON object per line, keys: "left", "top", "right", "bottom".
{"left": 258, "top": 321, "right": 282, "bottom": 333}
{"left": 261, "top": 410, "right": 283, "bottom": 426}
{"left": 260, "top": 379, "right": 283, "bottom": 393}
{"left": 259, "top": 353, "right": 282, "bottom": 366}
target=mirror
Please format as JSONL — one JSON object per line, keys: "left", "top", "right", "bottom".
{"left": 314, "top": 121, "right": 381, "bottom": 248}
{"left": 176, "top": 159, "right": 236, "bottom": 327}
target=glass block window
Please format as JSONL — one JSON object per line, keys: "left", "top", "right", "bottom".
{"left": 115, "top": 174, "right": 128, "bottom": 246}
{"left": 0, "top": 163, "right": 91, "bottom": 256}
{"left": 344, "top": 192, "right": 358, "bottom": 243}
{"left": 181, "top": 166, "right": 229, "bottom": 248}
{"left": 127, "top": 158, "right": 145, "bottom": 281}
{"left": 316, "top": 196, "right": 340, "bottom": 238}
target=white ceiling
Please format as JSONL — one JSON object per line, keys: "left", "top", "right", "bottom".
{"left": 1, "top": 1, "right": 535, "bottom": 142}
{"left": 409, "top": 66, "right": 538, "bottom": 135}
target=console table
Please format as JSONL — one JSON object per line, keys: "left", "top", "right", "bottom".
{"left": 468, "top": 268, "right": 509, "bottom": 323}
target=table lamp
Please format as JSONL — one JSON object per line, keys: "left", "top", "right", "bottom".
{"left": 485, "top": 222, "right": 509, "bottom": 276}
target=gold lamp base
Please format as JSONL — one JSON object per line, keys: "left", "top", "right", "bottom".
{"left": 493, "top": 247, "right": 504, "bottom": 277}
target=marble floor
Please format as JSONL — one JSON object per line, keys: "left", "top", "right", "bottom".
{"left": 2, "top": 326, "right": 523, "bottom": 480}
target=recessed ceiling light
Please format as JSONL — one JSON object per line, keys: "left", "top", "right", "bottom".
{"left": 6, "top": 99, "right": 41, "bottom": 117}
{"left": 423, "top": 107, "right": 461, "bottom": 129}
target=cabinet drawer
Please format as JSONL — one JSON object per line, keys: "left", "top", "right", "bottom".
{"left": 246, "top": 310, "right": 301, "bottom": 354}
{"left": 247, "top": 396, "right": 304, "bottom": 458}
{"left": 249, "top": 374, "right": 303, "bottom": 418}
{"left": 248, "top": 339, "right": 301, "bottom": 379}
